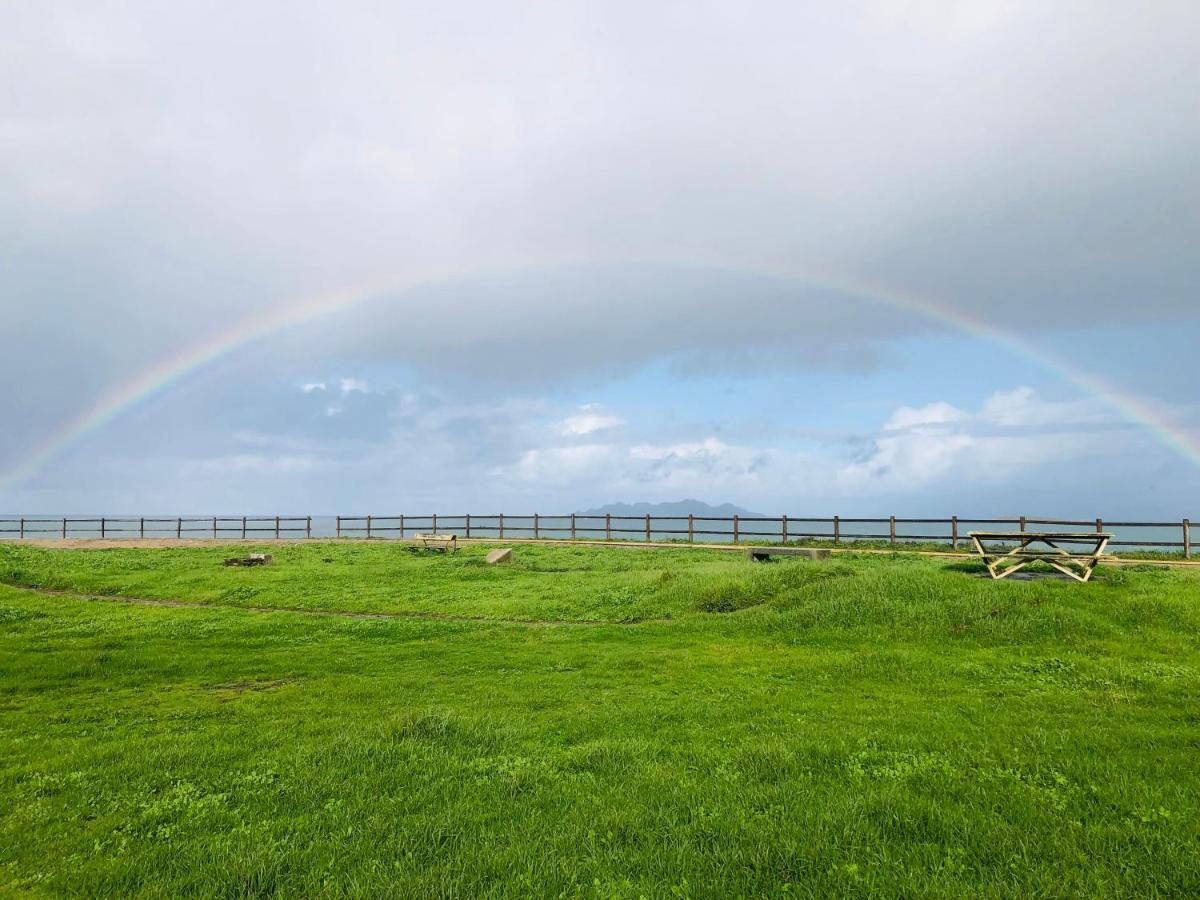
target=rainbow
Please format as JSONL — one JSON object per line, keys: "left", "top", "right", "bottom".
{"left": 3, "top": 263, "right": 1197, "bottom": 494}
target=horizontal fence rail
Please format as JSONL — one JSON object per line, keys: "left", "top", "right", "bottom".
{"left": 0, "top": 516, "right": 312, "bottom": 540}
{"left": 1, "top": 514, "right": 1193, "bottom": 557}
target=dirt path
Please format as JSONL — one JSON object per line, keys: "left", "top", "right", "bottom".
{"left": 8, "top": 585, "right": 655, "bottom": 628}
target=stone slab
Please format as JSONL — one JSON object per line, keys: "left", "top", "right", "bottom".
{"left": 747, "top": 547, "right": 830, "bottom": 562}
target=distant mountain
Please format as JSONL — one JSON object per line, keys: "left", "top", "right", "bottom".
{"left": 577, "top": 499, "right": 766, "bottom": 518}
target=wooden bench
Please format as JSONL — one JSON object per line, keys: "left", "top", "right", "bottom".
{"left": 969, "top": 531, "right": 1112, "bottom": 582}
{"left": 412, "top": 533, "right": 458, "bottom": 552}
{"left": 747, "top": 546, "right": 831, "bottom": 562}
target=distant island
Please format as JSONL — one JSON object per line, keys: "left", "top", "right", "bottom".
{"left": 577, "top": 499, "right": 766, "bottom": 518}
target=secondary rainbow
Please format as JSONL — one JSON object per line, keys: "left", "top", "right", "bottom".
{"left": 3, "top": 264, "right": 1197, "bottom": 494}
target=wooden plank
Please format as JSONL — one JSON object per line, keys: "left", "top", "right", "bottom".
{"left": 969, "top": 531, "right": 1113, "bottom": 539}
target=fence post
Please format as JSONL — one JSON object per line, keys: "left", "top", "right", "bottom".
{"left": 733, "top": 515, "right": 739, "bottom": 544}
{"left": 176, "top": 517, "right": 181, "bottom": 539}
{"left": 605, "top": 513, "right": 611, "bottom": 541}
{"left": 140, "top": 516, "right": 145, "bottom": 539}
{"left": 688, "top": 514, "right": 694, "bottom": 543}
{"left": 213, "top": 516, "right": 218, "bottom": 539}
{"left": 100, "top": 517, "right": 106, "bottom": 539}
{"left": 782, "top": 514, "right": 788, "bottom": 545}
{"left": 62, "top": 518, "right": 67, "bottom": 539}
{"left": 242, "top": 516, "right": 247, "bottom": 539}
{"left": 533, "top": 513, "right": 539, "bottom": 540}
{"left": 466, "top": 514, "right": 471, "bottom": 539}
{"left": 1096, "top": 517, "right": 1103, "bottom": 534}
{"left": 336, "top": 516, "right": 342, "bottom": 538}
{"left": 499, "top": 513, "right": 504, "bottom": 540}
{"left": 1019, "top": 515, "right": 1026, "bottom": 533}
{"left": 951, "top": 516, "right": 959, "bottom": 550}
{"left": 306, "top": 516, "right": 312, "bottom": 539}
{"left": 367, "top": 515, "right": 372, "bottom": 539}
{"left": 274, "top": 515, "right": 280, "bottom": 539}
{"left": 400, "top": 514, "right": 405, "bottom": 538}
{"left": 571, "top": 513, "right": 576, "bottom": 540}
{"left": 889, "top": 516, "right": 896, "bottom": 545}
{"left": 645, "top": 514, "right": 651, "bottom": 542}
{"left": 19, "top": 518, "right": 24, "bottom": 540}
{"left": 1184, "top": 519, "right": 1191, "bottom": 560}
{"left": 433, "top": 513, "right": 438, "bottom": 534}
{"left": 834, "top": 515, "right": 840, "bottom": 544}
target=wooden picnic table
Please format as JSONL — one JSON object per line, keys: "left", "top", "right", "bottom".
{"left": 969, "top": 531, "right": 1112, "bottom": 583}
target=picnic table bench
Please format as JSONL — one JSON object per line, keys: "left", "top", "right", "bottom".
{"left": 969, "top": 531, "right": 1112, "bottom": 583}
{"left": 412, "top": 533, "right": 458, "bottom": 552}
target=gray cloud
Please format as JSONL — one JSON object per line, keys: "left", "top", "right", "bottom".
{"left": 3, "top": 1, "right": 1198, "bottom": 506}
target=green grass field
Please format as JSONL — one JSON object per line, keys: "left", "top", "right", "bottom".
{"left": 1, "top": 541, "right": 1198, "bottom": 897}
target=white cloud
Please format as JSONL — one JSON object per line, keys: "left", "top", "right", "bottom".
{"left": 556, "top": 405, "right": 625, "bottom": 436}
{"left": 840, "top": 386, "right": 1136, "bottom": 490}
{"left": 514, "top": 444, "right": 617, "bottom": 485}
{"left": 301, "top": 382, "right": 327, "bottom": 393}
{"left": 883, "top": 401, "right": 966, "bottom": 431}
{"left": 629, "top": 437, "right": 731, "bottom": 464}
{"left": 340, "top": 378, "right": 368, "bottom": 395}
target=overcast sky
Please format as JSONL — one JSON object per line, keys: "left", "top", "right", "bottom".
{"left": 2, "top": 1, "right": 1198, "bottom": 516}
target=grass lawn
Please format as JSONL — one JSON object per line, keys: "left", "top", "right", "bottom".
{"left": 1, "top": 541, "right": 1198, "bottom": 897}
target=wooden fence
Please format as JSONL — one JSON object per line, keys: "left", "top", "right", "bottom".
{"left": 0, "top": 516, "right": 311, "bottom": 540}
{"left": 334, "top": 513, "right": 1194, "bottom": 556}
{"left": 0, "top": 513, "right": 1193, "bottom": 558}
